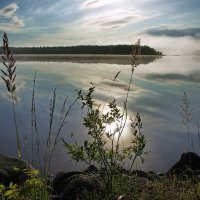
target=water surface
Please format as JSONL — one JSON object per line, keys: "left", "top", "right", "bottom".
{"left": 0, "top": 55, "right": 200, "bottom": 174}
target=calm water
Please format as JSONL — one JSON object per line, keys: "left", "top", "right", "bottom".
{"left": 0, "top": 55, "right": 200, "bottom": 174}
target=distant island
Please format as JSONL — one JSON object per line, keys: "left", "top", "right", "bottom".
{"left": 0, "top": 45, "right": 162, "bottom": 55}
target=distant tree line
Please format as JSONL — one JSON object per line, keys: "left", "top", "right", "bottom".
{"left": 0, "top": 45, "right": 162, "bottom": 55}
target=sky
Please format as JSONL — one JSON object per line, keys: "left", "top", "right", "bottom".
{"left": 0, "top": 0, "right": 200, "bottom": 55}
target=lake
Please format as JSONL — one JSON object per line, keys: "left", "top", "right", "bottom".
{"left": 0, "top": 55, "right": 200, "bottom": 174}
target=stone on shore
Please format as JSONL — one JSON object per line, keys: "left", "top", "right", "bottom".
{"left": 168, "top": 152, "right": 200, "bottom": 176}
{"left": 0, "top": 154, "right": 32, "bottom": 185}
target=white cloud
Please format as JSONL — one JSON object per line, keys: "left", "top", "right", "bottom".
{"left": 11, "top": 16, "right": 24, "bottom": 26}
{"left": 0, "top": 3, "right": 24, "bottom": 33}
{"left": 76, "top": 9, "right": 149, "bottom": 31}
{"left": 34, "top": 8, "right": 44, "bottom": 15}
{"left": 80, "top": 0, "right": 111, "bottom": 9}
{"left": 139, "top": 34, "right": 199, "bottom": 55}
{"left": 136, "top": 25, "right": 200, "bottom": 54}
{"left": 32, "top": 1, "right": 75, "bottom": 16}
{"left": 0, "top": 80, "right": 25, "bottom": 103}
{"left": 0, "top": 3, "right": 18, "bottom": 17}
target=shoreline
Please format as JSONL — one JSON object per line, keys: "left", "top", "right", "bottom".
{"left": 4, "top": 54, "right": 162, "bottom": 64}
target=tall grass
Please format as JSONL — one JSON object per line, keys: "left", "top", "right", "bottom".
{"left": 180, "top": 92, "right": 193, "bottom": 151}
{"left": 1, "top": 33, "right": 21, "bottom": 158}
{"left": 31, "top": 71, "right": 41, "bottom": 169}
{"left": 0, "top": 33, "right": 79, "bottom": 177}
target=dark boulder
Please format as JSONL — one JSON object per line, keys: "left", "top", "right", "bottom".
{"left": 53, "top": 171, "right": 82, "bottom": 195}
{"left": 53, "top": 166, "right": 103, "bottom": 200}
{"left": 132, "top": 170, "right": 148, "bottom": 178}
{"left": 120, "top": 168, "right": 131, "bottom": 176}
{"left": 168, "top": 152, "right": 200, "bottom": 176}
{"left": 60, "top": 174, "right": 103, "bottom": 200}
{"left": 147, "top": 171, "right": 160, "bottom": 180}
{"left": 83, "top": 165, "right": 98, "bottom": 174}
{"left": 0, "top": 154, "right": 32, "bottom": 186}
{"left": 157, "top": 172, "right": 167, "bottom": 178}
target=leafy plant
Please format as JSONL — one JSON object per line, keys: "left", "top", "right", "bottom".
{"left": 63, "top": 40, "right": 148, "bottom": 198}
{"left": 0, "top": 169, "right": 49, "bottom": 200}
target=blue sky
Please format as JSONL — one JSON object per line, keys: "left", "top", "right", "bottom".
{"left": 0, "top": 0, "right": 200, "bottom": 54}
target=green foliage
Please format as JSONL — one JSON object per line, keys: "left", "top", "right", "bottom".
{"left": 111, "top": 174, "right": 140, "bottom": 200}
{"left": 0, "top": 182, "right": 20, "bottom": 200}
{"left": 79, "top": 174, "right": 200, "bottom": 200}
{"left": 140, "top": 176, "right": 200, "bottom": 200}
{"left": 0, "top": 169, "right": 49, "bottom": 200}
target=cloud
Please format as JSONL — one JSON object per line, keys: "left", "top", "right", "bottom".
{"left": 82, "top": 0, "right": 101, "bottom": 8}
{"left": 0, "top": 3, "right": 18, "bottom": 17}
{"left": 78, "top": 9, "right": 149, "bottom": 31}
{"left": 145, "top": 71, "right": 200, "bottom": 83}
{"left": 144, "top": 26, "right": 200, "bottom": 39}
{"left": 99, "top": 79, "right": 131, "bottom": 91}
{"left": 0, "top": 3, "right": 24, "bottom": 33}
{"left": 34, "top": 8, "right": 44, "bottom": 15}
{"left": 33, "top": 1, "right": 77, "bottom": 17}
{"left": 80, "top": 0, "right": 111, "bottom": 9}
{"left": 11, "top": 16, "right": 24, "bottom": 26}
{"left": 0, "top": 80, "right": 25, "bottom": 103}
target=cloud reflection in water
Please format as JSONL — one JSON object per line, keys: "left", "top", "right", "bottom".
{"left": 0, "top": 55, "right": 200, "bottom": 173}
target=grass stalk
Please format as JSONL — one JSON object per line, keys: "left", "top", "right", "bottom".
{"left": 1, "top": 32, "right": 21, "bottom": 158}
{"left": 31, "top": 71, "right": 41, "bottom": 169}
{"left": 12, "top": 93, "right": 21, "bottom": 158}
{"left": 43, "top": 88, "right": 56, "bottom": 176}
{"left": 47, "top": 96, "right": 79, "bottom": 171}
{"left": 180, "top": 92, "right": 193, "bottom": 151}
{"left": 114, "top": 39, "right": 141, "bottom": 163}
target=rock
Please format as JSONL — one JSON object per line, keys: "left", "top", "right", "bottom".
{"left": 83, "top": 165, "right": 98, "bottom": 174}
{"left": 53, "top": 167, "right": 103, "bottom": 200}
{"left": 120, "top": 168, "right": 131, "bottom": 176}
{"left": 132, "top": 170, "right": 148, "bottom": 178}
{"left": 0, "top": 154, "right": 32, "bottom": 186}
{"left": 51, "top": 195, "right": 60, "bottom": 200}
{"left": 168, "top": 152, "right": 200, "bottom": 176}
{"left": 60, "top": 174, "right": 103, "bottom": 200}
{"left": 147, "top": 171, "right": 159, "bottom": 180}
{"left": 53, "top": 171, "right": 82, "bottom": 195}
{"left": 157, "top": 172, "right": 167, "bottom": 178}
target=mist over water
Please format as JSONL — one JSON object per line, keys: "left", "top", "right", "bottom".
{"left": 0, "top": 55, "right": 200, "bottom": 174}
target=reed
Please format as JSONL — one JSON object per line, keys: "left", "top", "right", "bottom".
{"left": 31, "top": 71, "right": 41, "bottom": 170}
{"left": 180, "top": 92, "right": 193, "bottom": 151}
{"left": 1, "top": 33, "right": 21, "bottom": 158}
{"left": 42, "top": 88, "right": 79, "bottom": 177}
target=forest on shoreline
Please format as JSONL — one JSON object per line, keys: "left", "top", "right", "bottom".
{"left": 0, "top": 44, "right": 162, "bottom": 55}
